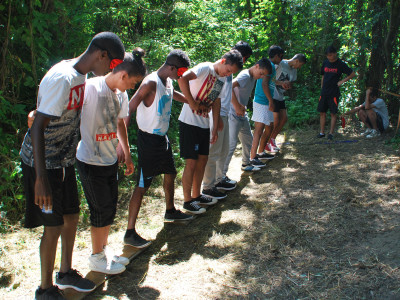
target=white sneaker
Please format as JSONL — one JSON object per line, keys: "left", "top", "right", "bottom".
{"left": 366, "top": 129, "right": 380, "bottom": 138}
{"left": 104, "top": 246, "right": 130, "bottom": 266}
{"left": 361, "top": 128, "right": 373, "bottom": 136}
{"left": 89, "top": 251, "right": 126, "bottom": 275}
{"left": 270, "top": 138, "right": 280, "bottom": 151}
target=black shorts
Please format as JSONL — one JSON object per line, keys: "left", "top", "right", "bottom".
{"left": 366, "top": 112, "right": 385, "bottom": 133}
{"left": 137, "top": 129, "right": 177, "bottom": 188}
{"left": 179, "top": 121, "right": 210, "bottom": 159}
{"left": 22, "top": 162, "right": 80, "bottom": 228}
{"left": 272, "top": 99, "right": 286, "bottom": 112}
{"left": 76, "top": 159, "right": 118, "bottom": 227}
{"left": 318, "top": 95, "right": 339, "bottom": 114}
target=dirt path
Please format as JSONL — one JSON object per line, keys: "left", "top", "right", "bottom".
{"left": 1, "top": 127, "right": 400, "bottom": 299}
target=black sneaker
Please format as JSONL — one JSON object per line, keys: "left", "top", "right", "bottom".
{"left": 124, "top": 230, "right": 152, "bottom": 248}
{"left": 256, "top": 152, "right": 275, "bottom": 161}
{"left": 317, "top": 133, "right": 325, "bottom": 138}
{"left": 202, "top": 187, "right": 227, "bottom": 199}
{"left": 215, "top": 180, "right": 236, "bottom": 191}
{"left": 35, "top": 286, "right": 65, "bottom": 300}
{"left": 194, "top": 194, "right": 218, "bottom": 206}
{"left": 55, "top": 269, "right": 95, "bottom": 292}
{"left": 183, "top": 200, "right": 206, "bottom": 214}
{"left": 164, "top": 209, "right": 194, "bottom": 222}
{"left": 250, "top": 158, "right": 266, "bottom": 168}
{"left": 222, "top": 176, "right": 237, "bottom": 185}
{"left": 241, "top": 164, "right": 261, "bottom": 172}
{"left": 327, "top": 133, "right": 333, "bottom": 140}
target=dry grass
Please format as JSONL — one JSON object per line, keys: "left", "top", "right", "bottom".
{"left": 1, "top": 125, "right": 400, "bottom": 299}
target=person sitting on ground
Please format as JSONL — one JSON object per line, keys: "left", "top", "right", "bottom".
{"left": 223, "top": 57, "right": 272, "bottom": 174}
{"left": 20, "top": 32, "right": 125, "bottom": 299}
{"left": 119, "top": 50, "right": 194, "bottom": 248}
{"left": 76, "top": 49, "right": 147, "bottom": 274}
{"left": 343, "top": 87, "right": 389, "bottom": 138}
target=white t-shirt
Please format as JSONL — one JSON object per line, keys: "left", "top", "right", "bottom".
{"left": 274, "top": 60, "right": 297, "bottom": 101}
{"left": 136, "top": 72, "right": 173, "bottom": 136}
{"left": 178, "top": 62, "right": 227, "bottom": 129}
{"left": 363, "top": 98, "right": 389, "bottom": 129}
{"left": 20, "top": 59, "right": 86, "bottom": 168}
{"left": 76, "top": 76, "right": 129, "bottom": 166}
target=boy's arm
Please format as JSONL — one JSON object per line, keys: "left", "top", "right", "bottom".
{"left": 210, "top": 98, "right": 221, "bottom": 144}
{"left": 338, "top": 71, "right": 356, "bottom": 87}
{"left": 117, "top": 118, "right": 134, "bottom": 176}
{"left": 344, "top": 104, "right": 364, "bottom": 115}
{"left": 31, "top": 113, "right": 52, "bottom": 210}
{"left": 260, "top": 76, "right": 275, "bottom": 112}
{"left": 173, "top": 90, "right": 188, "bottom": 103}
{"left": 231, "top": 81, "right": 245, "bottom": 116}
{"left": 364, "top": 88, "right": 375, "bottom": 110}
{"left": 178, "top": 71, "right": 199, "bottom": 111}
{"left": 124, "top": 80, "right": 154, "bottom": 128}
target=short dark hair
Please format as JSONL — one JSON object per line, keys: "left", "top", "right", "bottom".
{"left": 166, "top": 49, "right": 190, "bottom": 68}
{"left": 88, "top": 32, "right": 125, "bottom": 60}
{"left": 114, "top": 48, "right": 147, "bottom": 77}
{"left": 325, "top": 45, "right": 337, "bottom": 54}
{"left": 233, "top": 41, "right": 253, "bottom": 59}
{"left": 268, "top": 45, "right": 284, "bottom": 59}
{"left": 256, "top": 58, "right": 272, "bottom": 74}
{"left": 370, "top": 88, "right": 379, "bottom": 99}
{"left": 222, "top": 49, "right": 243, "bottom": 69}
{"left": 293, "top": 53, "right": 307, "bottom": 63}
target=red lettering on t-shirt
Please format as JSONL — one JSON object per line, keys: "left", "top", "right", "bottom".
{"left": 67, "top": 83, "right": 85, "bottom": 110}
{"left": 96, "top": 132, "right": 117, "bottom": 141}
{"left": 324, "top": 67, "right": 338, "bottom": 73}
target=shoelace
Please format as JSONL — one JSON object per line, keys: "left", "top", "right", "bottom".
{"left": 191, "top": 201, "right": 202, "bottom": 209}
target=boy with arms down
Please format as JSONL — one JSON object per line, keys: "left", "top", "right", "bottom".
{"left": 318, "top": 45, "right": 356, "bottom": 139}
{"left": 223, "top": 58, "right": 272, "bottom": 174}
{"left": 202, "top": 41, "right": 253, "bottom": 198}
{"left": 178, "top": 50, "right": 243, "bottom": 214}
{"left": 20, "top": 32, "right": 125, "bottom": 299}
{"left": 120, "top": 50, "right": 193, "bottom": 248}
{"left": 76, "top": 49, "right": 146, "bottom": 274}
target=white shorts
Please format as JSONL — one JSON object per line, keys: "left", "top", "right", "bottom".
{"left": 251, "top": 102, "right": 273, "bottom": 125}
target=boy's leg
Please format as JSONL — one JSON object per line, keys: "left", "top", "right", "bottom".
{"left": 357, "top": 110, "right": 371, "bottom": 127}
{"left": 40, "top": 226, "right": 63, "bottom": 289}
{"left": 91, "top": 225, "right": 111, "bottom": 254}
{"left": 259, "top": 123, "right": 273, "bottom": 152}
{"left": 127, "top": 186, "right": 149, "bottom": 230}
{"left": 366, "top": 109, "right": 379, "bottom": 130}
{"left": 271, "top": 109, "right": 288, "bottom": 140}
{"left": 192, "top": 155, "right": 209, "bottom": 198}
{"left": 251, "top": 122, "right": 265, "bottom": 159}
{"left": 238, "top": 118, "right": 254, "bottom": 165}
{"left": 60, "top": 213, "right": 79, "bottom": 273}
{"left": 329, "top": 113, "right": 337, "bottom": 134}
{"left": 182, "top": 159, "right": 197, "bottom": 203}
{"left": 163, "top": 173, "right": 176, "bottom": 210}
{"left": 320, "top": 112, "right": 326, "bottom": 134}
{"left": 222, "top": 115, "right": 240, "bottom": 176}
{"left": 215, "top": 116, "right": 229, "bottom": 184}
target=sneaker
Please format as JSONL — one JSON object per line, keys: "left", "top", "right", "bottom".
{"left": 35, "top": 286, "right": 65, "bottom": 300}
{"left": 265, "top": 143, "right": 278, "bottom": 153}
{"left": 256, "top": 152, "right": 275, "bottom": 161}
{"left": 241, "top": 164, "right": 261, "bottom": 172}
{"left": 104, "top": 246, "right": 130, "bottom": 266}
{"left": 221, "top": 176, "right": 237, "bottom": 185}
{"left": 124, "top": 231, "right": 152, "bottom": 248}
{"left": 195, "top": 194, "right": 218, "bottom": 206}
{"left": 361, "top": 128, "right": 373, "bottom": 136}
{"left": 202, "top": 187, "right": 227, "bottom": 199}
{"left": 164, "top": 209, "right": 194, "bottom": 222}
{"left": 183, "top": 200, "right": 206, "bottom": 214}
{"left": 317, "top": 133, "right": 325, "bottom": 138}
{"left": 215, "top": 180, "right": 236, "bottom": 191}
{"left": 89, "top": 251, "right": 125, "bottom": 275}
{"left": 270, "top": 138, "right": 280, "bottom": 150}
{"left": 366, "top": 129, "right": 380, "bottom": 138}
{"left": 250, "top": 158, "right": 266, "bottom": 168}
{"left": 55, "top": 269, "right": 96, "bottom": 292}
{"left": 327, "top": 133, "right": 333, "bottom": 140}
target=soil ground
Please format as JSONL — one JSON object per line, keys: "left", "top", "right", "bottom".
{"left": 1, "top": 125, "right": 400, "bottom": 299}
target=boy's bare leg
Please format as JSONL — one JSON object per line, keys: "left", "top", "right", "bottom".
{"left": 127, "top": 187, "right": 148, "bottom": 230}
{"left": 91, "top": 225, "right": 111, "bottom": 254}
{"left": 329, "top": 113, "right": 337, "bottom": 134}
{"left": 60, "top": 213, "right": 79, "bottom": 273}
{"left": 271, "top": 109, "right": 288, "bottom": 140}
{"left": 40, "top": 226, "right": 62, "bottom": 289}
{"left": 182, "top": 159, "right": 197, "bottom": 202}
{"left": 163, "top": 173, "right": 176, "bottom": 210}
{"left": 192, "top": 154, "right": 208, "bottom": 198}
{"left": 320, "top": 112, "right": 326, "bottom": 134}
{"left": 259, "top": 124, "right": 273, "bottom": 152}
{"left": 251, "top": 122, "right": 265, "bottom": 159}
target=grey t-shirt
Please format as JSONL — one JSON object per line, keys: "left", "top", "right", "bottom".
{"left": 274, "top": 60, "right": 297, "bottom": 101}
{"left": 229, "top": 69, "right": 256, "bottom": 117}
{"left": 363, "top": 98, "right": 389, "bottom": 129}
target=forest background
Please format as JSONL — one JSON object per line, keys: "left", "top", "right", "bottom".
{"left": 0, "top": 0, "right": 399, "bottom": 230}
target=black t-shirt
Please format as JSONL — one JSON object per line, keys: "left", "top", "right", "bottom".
{"left": 320, "top": 58, "right": 353, "bottom": 97}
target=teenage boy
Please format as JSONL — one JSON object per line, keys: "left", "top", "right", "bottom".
{"left": 269, "top": 53, "right": 307, "bottom": 149}
{"left": 20, "top": 32, "right": 125, "bottom": 299}
{"left": 202, "top": 41, "right": 253, "bottom": 198}
{"left": 223, "top": 57, "right": 273, "bottom": 175}
{"left": 318, "top": 45, "right": 356, "bottom": 140}
{"left": 120, "top": 50, "right": 194, "bottom": 248}
{"left": 343, "top": 87, "right": 389, "bottom": 138}
{"left": 255, "top": 45, "right": 284, "bottom": 155}
{"left": 178, "top": 50, "right": 243, "bottom": 214}
{"left": 76, "top": 49, "right": 146, "bottom": 274}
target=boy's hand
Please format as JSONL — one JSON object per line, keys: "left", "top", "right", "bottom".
{"left": 269, "top": 101, "right": 275, "bottom": 112}
{"left": 233, "top": 102, "right": 245, "bottom": 116}
{"left": 34, "top": 176, "right": 52, "bottom": 211}
{"left": 210, "top": 131, "right": 218, "bottom": 144}
{"left": 337, "top": 80, "right": 344, "bottom": 87}
{"left": 217, "top": 116, "right": 224, "bottom": 131}
{"left": 124, "top": 156, "right": 134, "bottom": 176}
{"left": 116, "top": 143, "right": 125, "bottom": 163}
{"left": 28, "top": 110, "right": 36, "bottom": 128}
{"left": 282, "top": 81, "right": 292, "bottom": 90}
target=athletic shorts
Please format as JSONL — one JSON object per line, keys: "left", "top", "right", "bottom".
{"left": 22, "top": 162, "right": 79, "bottom": 228}
{"left": 366, "top": 112, "right": 385, "bottom": 133}
{"left": 136, "top": 129, "right": 177, "bottom": 188}
{"left": 179, "top": 121, "right": 210, "bottom": 159}
{"left": 76, "top": 159, "right": 118, "bottom": 227}
{"left": 251, "top": 102, "right": 273, "bottom": 125}
{"left": 272, "top": 99, "right": 286, "bottom": 112}
{"left": 318, "top": 95, "right": 339, "bottom": 114}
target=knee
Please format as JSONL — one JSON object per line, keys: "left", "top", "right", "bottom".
{"left": 63, "top": 213, "right": 79, "bottom": 226}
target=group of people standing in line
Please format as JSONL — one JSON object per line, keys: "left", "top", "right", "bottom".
{"left": 20, "top": 31, "right": 388, "bottom": 299}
